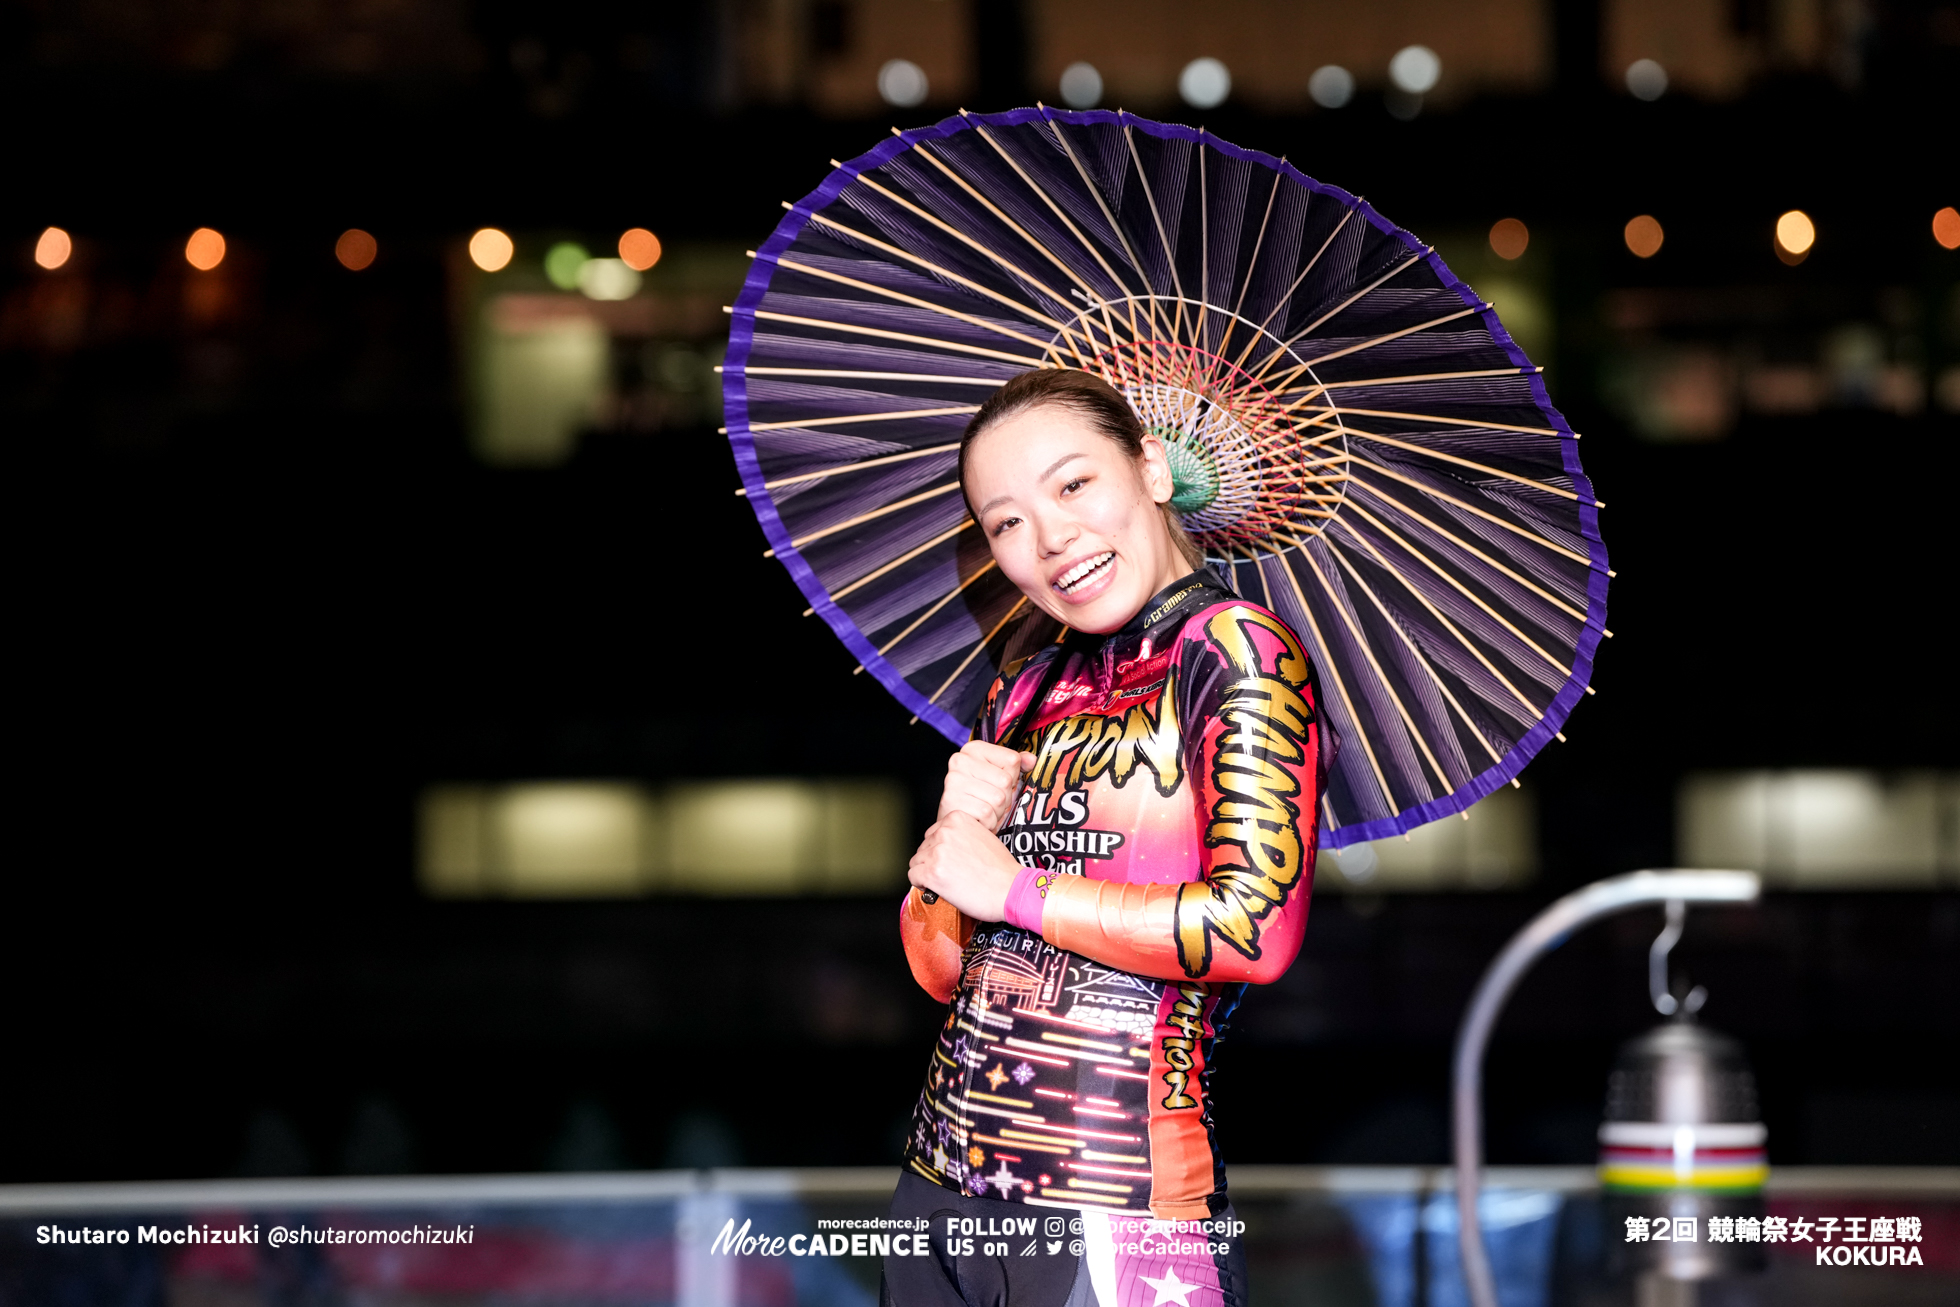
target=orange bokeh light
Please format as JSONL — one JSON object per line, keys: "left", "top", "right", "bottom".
{"left": 35, "top": 226, "right": 73, "bottom": 270}
{"left": 469, "top": 228, "right": 514, "bottom": 272}
{"left": 1623, "top": 215, "right": 1664, "bottom": 258}
{"left": 619, "top": 227, "right": 663, "bottom": 271}
{"left": 336, "top": 229, "right": 378, "bottom": 271}
{"left": 185, "top": 228, "right": 227, "bottom": 271}
{"left": 1774, "top": 209, "right": 1815, "bottom": 264}
{"left": 1488, "top": 218, "right": 1529, "bottom": 260}
{"left": 1934, "top": 206, "right": 1960, "bottom": 251}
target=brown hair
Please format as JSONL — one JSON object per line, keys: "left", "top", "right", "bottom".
{"left": 958, "top": 368, "right": 1207, "bottom": 572}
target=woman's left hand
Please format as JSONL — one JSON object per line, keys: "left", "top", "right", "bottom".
{"left": 908, "top": 812, "right": 1023, "bottom": 922}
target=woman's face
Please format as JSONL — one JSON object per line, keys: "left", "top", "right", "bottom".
{"left": 963, "top": 404, "right": 1191, "bottom": 635}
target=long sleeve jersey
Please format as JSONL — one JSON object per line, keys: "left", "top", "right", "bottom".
{"left": 900, "top": 572, "right": 1322, "bottom": 1219}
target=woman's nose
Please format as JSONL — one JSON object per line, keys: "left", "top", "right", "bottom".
{"left": 1035, "top": 512, "right": 1078, "bottom": 558}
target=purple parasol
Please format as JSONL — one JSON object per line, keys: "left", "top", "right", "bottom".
{"left": 722, "top": 108, "right": 1609, "bottom": 847}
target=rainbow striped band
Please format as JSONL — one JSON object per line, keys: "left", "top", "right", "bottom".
{"left": 1598, "top": 1121, "right": 1767, "bottom": 1194}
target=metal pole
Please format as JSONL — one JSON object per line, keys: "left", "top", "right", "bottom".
{"left": 1451, "top": 870, "right": 1760, "bottom": 1307}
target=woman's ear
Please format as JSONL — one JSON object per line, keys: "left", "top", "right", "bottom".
{"left": 1136, "top": 436, "right": 1175, "bottom": 506}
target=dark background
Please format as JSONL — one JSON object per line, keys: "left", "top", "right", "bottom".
{"left": 2, "top": 0, "right": 1956, "bottom": 1183}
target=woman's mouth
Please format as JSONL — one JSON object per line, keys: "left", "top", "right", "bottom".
{"left": 1053, "top": 551, "right": 1115, "bottom": 595}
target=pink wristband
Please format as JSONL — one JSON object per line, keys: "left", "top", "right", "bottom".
{"left": 1002, "top": 867, "right": 1050, "bottom": 933}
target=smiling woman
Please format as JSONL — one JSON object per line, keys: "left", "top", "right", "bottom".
{"left": 884, "top": 366, "right": 1323, "bottom": 1306}
{"left": 957, "top": 370, "right": 1203, "bottom": 635}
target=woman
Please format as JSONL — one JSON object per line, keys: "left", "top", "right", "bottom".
{"left": 884, "top": 369, "right": 1323, "bottom": 1307}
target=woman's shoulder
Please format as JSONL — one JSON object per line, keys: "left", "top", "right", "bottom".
{"left": 1175, "top": 596, "right": 1306, "bottom": 646}
{"left": 972, "top": 640, "right": 1068, "bottom": 741}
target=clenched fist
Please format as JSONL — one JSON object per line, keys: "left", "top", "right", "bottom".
{"left": 908, "top": 811, "right": 1022, "bottom": 923}
{"left": 938, "top": 739, "right": 1037, "bottom": 831}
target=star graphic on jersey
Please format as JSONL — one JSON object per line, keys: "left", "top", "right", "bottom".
{"left": 985, "top": 1063, "right": 1010, "bottom": 1092}
{"left": 1139, "top": 1267, "right": 1200, "bottom": 1306}
{"left": 1011, "top": 1061, "right": 1036, "bottom": 1085}
{"left": 985, "top": 1158, "right": 1022, "bottom": 1199}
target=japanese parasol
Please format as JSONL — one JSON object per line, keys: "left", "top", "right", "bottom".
{"left": 722, "top": 108, "right": 1608, "bottom": 847}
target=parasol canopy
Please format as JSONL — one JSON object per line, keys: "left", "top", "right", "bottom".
{"left": 722, "top": 108, "right": 1608, "bottom": 847}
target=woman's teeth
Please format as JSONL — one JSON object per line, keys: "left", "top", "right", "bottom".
{"left": 1055, "top": 552, "right": 1115, "bottom": 594}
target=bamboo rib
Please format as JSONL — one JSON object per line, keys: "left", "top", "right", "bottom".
{"left": 908, "top": 133, "right": 1125, "bottom": 326}
{"left": 763, "top": 441, "right": 961, "bottom": 489}
{"left": 878, "top": 560, "right": 1000, "bottom": 657}
{"left": 1332, "top": 498, "right": 1569, "bottom": 674}
{"left": 838, "top": 171, "right": 1091, "bottom": 329}
{"left": 799, "top": 210, "right": 1096, "bottom": 365}
{"left": 786, "top": 481, "right": 963, "bottom": 551}
{"left": 1249, "top": 249, "right": 1427, "bottom": 385}
{"left": 1318, "top": 532, "right": 1504, "bottom": 767}
{"left": 772, "top": 254, "right": 1052, "bottom": 351}
{"left": 744, "top": 308, "right": 1046, "bottom": 366}
{"left": 925, "top": 595, "right": 1030, "bottom": 706}
{"left": 1344, "top": 453, "right": 1595, "bottom": 567}
{"left": 1294, "top": 543, "right": 1452, "bottom": 793}
{"left": 1266, "top": 303, "right": 1482, "bottom": 394}
{"left": 740, "top": 367, "right": 1014, "bottom": 387}
{"left": 1343, "top": 481, "right": 1588, "bottom": 624}
{"left": 1312, "top": 518, "right": 1543, "bottom": 722}
{"left": 1231, "top": 208, "right": 1356, "bottom": 374}
{"left": 1036, "top": 117, "right": 1164, "bottom": 345}
{"left": 1289, "top": 405, "right": 1566, "bottom": 439}
{"left": 1279, "top": 365, "right": 1540, "bottom": 399}
{"left": 745, "top": 406, "right": 978, "bottom": 435}
{"left": 1123, "top": 124, "right": 1190, "bottom": 346}
{"left": 1348, "top": 480, "right": 1591, "bottom": 623}
{"left": 1334, "top": 423, "right": 1591, "bottom": 504}
{"left": 1270, "top": 548, "right": 1398, "bottom": 812}
{"left": 941, "top": 121, "right": 1149, "bottom": 347}
{"left": 806, "top": 518, "right": 975, "bottom": 612}
{"left": 1227, "top": 167, "right": 1286, "bottom": 343}
{"left": 1197, "top": 140, "right": 1211, "bottom": 355}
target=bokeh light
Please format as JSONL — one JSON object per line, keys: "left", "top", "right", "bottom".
{"left": 1178, "top": 58, "right": 1231, "bottom": 109}
{"left": 34, "top": 226, "right": 72, "bottom": 270}
{"left": 877, "top": 58, "right": 928, "bottom": 108}
{"left": 619, "top": 228, "right": 663, "bottom": 271}
{"left": 1775, "top": 210, "right": 1816, "bottom": 263}
{"left": 1058, "top": 61, "right": 1103, "bottom": 109}
{"left": 1389, "top": 45, "right": 1441, "bottom": 95}
{"left": 578, "top": 258, "right": 642, "bottom": 302}
{"left": 1488, "top": 218, "right": 1529, "bottom": 260}
{"left": 335, "top": 229, "right": 377, "bottom": 271}
{"left": 469, "top": 228, "right": 514, "bottom": 272}
{"left": 544, "top": 241, "right": 591, "bottom": 291}
{"left": 185, "top": 228, "right": 226, "bottom": 271}
{"left": 1934, "top": 207, "right": 1960, "bottom": 251}
{"left": 1625, "top": 59, "right": 1668, "bottom": 101}
{"left": 1309, "top": 65, "right": 1354, "bottom": 109}
{"left": 1624, "top": 215, "right": 1665, "bottom": 258}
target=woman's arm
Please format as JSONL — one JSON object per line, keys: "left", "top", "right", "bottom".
{"left": 1009, "top": 605, "right": 1321, "bottom": 985}
{"left": 899, "top": 737, "right": 1035, "bottom": 1001}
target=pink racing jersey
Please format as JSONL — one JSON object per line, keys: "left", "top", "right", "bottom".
{"left": 900, "top": 572, "right": 1323, "bottom": 1219}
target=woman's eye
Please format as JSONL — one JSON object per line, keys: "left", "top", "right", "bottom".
{"left": 990, "top": 515, "right": 1020, "bottom": 536}
{"left": 1061, "top": 478, "right": 1086, "bottom": 495}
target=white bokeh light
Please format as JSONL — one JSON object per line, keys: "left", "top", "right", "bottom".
{"left": 1308, "top": 65, "right": 1354, "bottom": 109}
{"left": 1625, "top": 58, "right": 1669, "bottom": 101}
{"left": 578, "top": 258, "right": 642, "bottom": 302}
{"left": 877, "top": 58, "right": 929, "bottom": 108}
{"left": 1058, "top": 61, "right": 1103, "bottom": 109}
{"left": 1388, "top": 45, "right": 1441, "bottom": 95}
{"left": 1178, "top": 57, "right": 1231, "bottom": 109}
